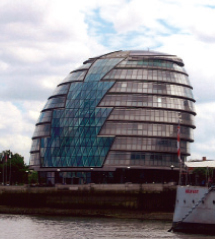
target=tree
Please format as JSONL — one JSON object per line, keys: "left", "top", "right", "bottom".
{"left": 0, "top": 150, "right": 28, "bottom": 185}
{"left": 28, "top": 171, "right": 38, "bottom": 184}
{"left": 192, "top": 167, "right": 213, "bottom": 185}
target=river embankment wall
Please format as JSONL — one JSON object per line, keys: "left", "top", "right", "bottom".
{"left": 0, "top": 184, "right": 176, "bottom": 219}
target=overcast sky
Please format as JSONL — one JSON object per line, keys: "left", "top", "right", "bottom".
{"left": 1, "top": 0, "right": 215, "bottom": 163}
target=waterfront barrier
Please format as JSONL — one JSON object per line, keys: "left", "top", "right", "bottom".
{"left": 0, "top": 184, "right": 176, "bottom": 215}
{"left": 0, "top": 183, "right": 176, "bottom": 192}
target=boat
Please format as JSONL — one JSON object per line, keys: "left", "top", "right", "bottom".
{"left": 171, "top": 185, "right": 215, "bottom": 233}
{"left": 170, "top": 159, "right": 215, "bottom": 234}
{"left": 170, "top": 122, "right": 215, "bottom": 233}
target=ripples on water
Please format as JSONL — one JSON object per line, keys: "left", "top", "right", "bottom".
{"left": 0, "top": 214, "right": 214, "bottom": 239}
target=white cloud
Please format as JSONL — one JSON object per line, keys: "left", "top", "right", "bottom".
{"left": 0, "top": 101, "right": 37, "bottom": 163}
{"left": 8, "top": 47, "right": 47, "bottom": 63}
{"left": 189, "top": 102, "right": 215, "bottom": 160}
{"left": 0, "top": 61, "right": 9, "bottom": 71}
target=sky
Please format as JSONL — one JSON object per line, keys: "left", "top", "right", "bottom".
{"left": 1, "top": 0, "right": 215, "bottom": 164}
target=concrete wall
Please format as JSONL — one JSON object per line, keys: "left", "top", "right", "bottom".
{"left": 0, "top": 183, "right": 176, "bottom": 192}
{"left": 0, "top": 184, "right": 176, "bottom": 213}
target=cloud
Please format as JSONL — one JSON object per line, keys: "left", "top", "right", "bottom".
{"left": 0, "top": 1, "right": 45, "bottom": 25}
{"left": 156, "top": 34, "right": 215, "bottom": 104}
{"left": 189, "top": 102, "right": 215, "bottom": 159}
{"left": 92, "top": 0, "right": 215, "bottom": 48}
{"left": 0, "top": 0, "right": 107, "bottom": 102}
{"left": 0, "top": 101, "right": 41, "bottom": 162}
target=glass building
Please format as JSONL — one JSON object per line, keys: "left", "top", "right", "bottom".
{"left": 30, "top": 50, "right": 196, "bottom": 184}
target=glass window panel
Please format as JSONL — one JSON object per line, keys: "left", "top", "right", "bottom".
{"left": 60, "top": 70, "right": 87, "bottom": 84}
{"left": 37, "top": 111, "right": 52, "bottom": 124}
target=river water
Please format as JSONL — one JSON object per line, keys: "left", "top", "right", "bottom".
{"left": 0, "top": 214, "right": 214, "bottom": 239}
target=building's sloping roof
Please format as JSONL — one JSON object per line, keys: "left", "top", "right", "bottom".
{"left": 185, "top": 161, "right": 215, "bottom": 168}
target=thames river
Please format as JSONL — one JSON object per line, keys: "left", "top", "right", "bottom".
{"left": 0, "top": 214, "right": 214, "bottom": 239}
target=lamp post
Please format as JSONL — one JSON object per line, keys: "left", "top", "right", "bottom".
{"left": 1, "top": 152, "right": 4, "bottom": 185}
{"left": 177, "top": 113, "right": 182, "bottom": 185}
{"left": 25, "top": 170, "right": 29, "bottom": 184}
{"left": 1, "top": 151, "right": 11, "bottom": 185}
{"left": 5, "top": 153, "right": 7, "bottom": 185}
{"left": 170, "top": 165, "right": 175, "bottom": 183}
{"left": 3, "top": 151, "right": 12, "bottom": 185}
{"left": 56, "top": 169, "right": 60, "bottom": 184}
{"left": 9, "top": 153, "right": 11, "bottom": 185}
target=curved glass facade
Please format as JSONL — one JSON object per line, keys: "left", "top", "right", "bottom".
{"left": 30, "top": 50, "right": 196, "bottom": 184}
{"left": 104, "top": 69, "right": 190, "bottom": 86}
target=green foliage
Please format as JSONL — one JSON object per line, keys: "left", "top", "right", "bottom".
{"left": 192, "top": 167, "right": 213, "bottom": 182}
{"left": 28, "top": 171, "right": 38, "bottom": 184}
{"left": 0, "top": 150, "right": 28, "bottom": 185}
